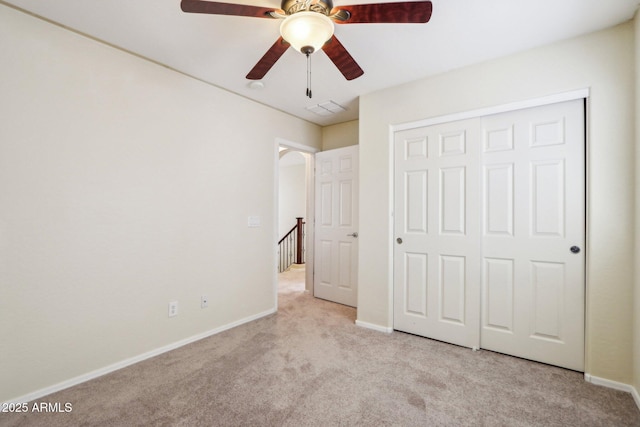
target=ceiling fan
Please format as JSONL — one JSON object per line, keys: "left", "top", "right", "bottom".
{"left": 180, "top": 0, "right": 433, "bottom": 82}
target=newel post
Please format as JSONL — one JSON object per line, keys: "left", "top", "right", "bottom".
{"left": 296, "top": 217, "right": 304, "bottom": 264}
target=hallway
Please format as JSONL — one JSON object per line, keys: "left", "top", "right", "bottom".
{"left": 278, "top": 264, "right": 305, "bottom": 295}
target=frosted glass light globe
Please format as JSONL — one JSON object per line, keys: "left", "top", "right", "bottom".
{"left": 280, "top": 12, "right": 334, "bottom": 54}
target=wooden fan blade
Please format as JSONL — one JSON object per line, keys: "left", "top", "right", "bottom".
{"left": 332, "top": 1, "right": 432, "bottom": 24}
{"left": 246, "top": 37, "right": 290, "bottom": 80}
{"left": 181, "top": 0, "right": 277, "bottom": 18}
{"left": 322, "top": 36, "right": 364, "bottom": 81}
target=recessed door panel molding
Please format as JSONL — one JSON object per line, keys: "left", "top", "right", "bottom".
{"left": 530, "top": 261, "right": 565, "bottom": 342}
{"left": 531, "top": 160, "right": 565, "bottom": 238}
{"left": 339, "top": 180, "right": 353, "bottom": 227}
{"left": 314, "top": 146, "right": 359, "bottom": 307}
{"left": 338, "top": 241, "right": 353, "bottom": 290}
{"left": 405, "top": 171, "right": 428, "bottom": 234}
{"left": 320, "top": 159, "right": 332, "bottom": 175}
{"left": 484, "top": 163, "right": 514, "bottom": 237}
{"left": 319, "top": 240, "right": 332, "bottom": 285}
{"left": 484, "top": 125, "right": 514, "bottom": 153}
{"left": 440, "top": 166, "right": 466, "bottom": 236}
{"left": 320, "top": 182, "right": 333, "bottom": 226}
{"left": 483, "top": 257, "right": 514, "bottom": 332}
{"left": 394, "top": 99, "right": 584, "bottom": 371}
{"left": 406, "top": 136, "right": 428, "bottom": 160}
{"left": 339, "top": 155, "right": 353, "bottom": 173}
{"left": 530, "top": 117, "right": 565, "bottom": 148}
{"left": 405, "top": 252, "right": 428, "bottom": 317}
{"left": 440, "top": 131, "right": 466, "bottom": 157}
{"left": 439, "top": 255, "right": 466, "bottom": 325}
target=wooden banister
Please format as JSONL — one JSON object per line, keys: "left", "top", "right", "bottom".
{"left": 278, "top": 217, "right": 305, "bottom": 272}
{"left": 295, "top": 217, "right": 304, "bottom": 265}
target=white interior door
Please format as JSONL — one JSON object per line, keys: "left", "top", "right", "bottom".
{"left": 393, "top": 99, "right": 585, "bottom": 371}
{"left": 393, "top": 119, "right": 481, "bottom": 348}
{"left": 480, "top": 100, "right": 585, "bottom": 371}
{"left": 314, "top": 146, "right": 359, "bottom": 307}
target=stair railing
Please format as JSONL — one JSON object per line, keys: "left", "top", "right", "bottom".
{"left": 278, "top": 217, "right": 305, "bottom": 273}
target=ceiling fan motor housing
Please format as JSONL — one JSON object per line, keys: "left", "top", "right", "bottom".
{"left": 281, "top": 0, "right": 334, "bottom": 16}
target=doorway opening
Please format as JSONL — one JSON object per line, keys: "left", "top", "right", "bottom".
{"left": 278, "top": 149, "right": 307, "bottom": 294}
{"left": 275, "top": 139, "right": 317, "bottom": 306}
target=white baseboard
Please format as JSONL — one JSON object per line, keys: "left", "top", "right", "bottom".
{"left": 4, "top": 307, "right": 276, "bottom": 405}
{"left": 355, "top": 319, "right": 393, "bottom": 334}
{"left": 584, "top": 374, "right": 640, "bottom": 411}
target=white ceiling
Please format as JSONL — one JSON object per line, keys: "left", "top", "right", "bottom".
{"left": 3, "top": 0, "right": 638, "bottom": 126}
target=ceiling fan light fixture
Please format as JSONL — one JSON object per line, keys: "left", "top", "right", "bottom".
{"left": 280, "top": 11, "right": 334, "bottom": 54}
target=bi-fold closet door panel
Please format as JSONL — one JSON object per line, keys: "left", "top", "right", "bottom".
{"left": 393, "top": 100, "right": 585, "bottom": 371}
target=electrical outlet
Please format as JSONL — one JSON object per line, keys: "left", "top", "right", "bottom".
{"left": 168, "top": 301, "right": 178, "bottom": 317}
{"left": 201, "top": 295, "right": 208, "bottom": 309}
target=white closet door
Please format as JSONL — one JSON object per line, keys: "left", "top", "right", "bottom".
{"left": 480, "top": 100, "right": 585, "bottom": 371}
{"left": 393, "top": 119, "right": 482, "bottom": 349}
{"left": 393, "top": 99, "right": 585, "bottom": 371}
{"left": 314, "top": 146, "right": 359, "bottom": 307}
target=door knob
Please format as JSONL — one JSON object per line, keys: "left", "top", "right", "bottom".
{"left": 397, "top": 238, "right": 403, "bottom": 244}
{"left": 570, "top": 246, "right": 581, "bottom": 254}
{"left": 347, "top": 232, "right": 358, "bottom": 238}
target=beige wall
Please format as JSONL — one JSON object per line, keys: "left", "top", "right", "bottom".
{"left": 321, "top": 120, "right": 359, "bottom": 150}
{"left": 278, "top": 160, "right": 306, "bottom": 238}
{"left": 358, "top": 22, "right": 636, "bottom": 384}
{"left": 0, "top": 5, "right": 320, "bottom": 402}
{"left": 634, "top": 11, "right": 640, "bottom": 400}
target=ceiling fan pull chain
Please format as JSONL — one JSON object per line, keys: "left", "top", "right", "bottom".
{"left": 306, "top": 52, "right": 312, "bottom": 98}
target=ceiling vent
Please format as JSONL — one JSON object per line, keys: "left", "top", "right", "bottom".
{"left": 306, "top": 101, "right": 346, "bottom": 116}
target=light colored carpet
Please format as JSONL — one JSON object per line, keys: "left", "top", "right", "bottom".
{"left": 2, "top": 266, "right": 639, "bottom": 426}
{"left": 278, "top": 264, "right": 306, "bottom": 295}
